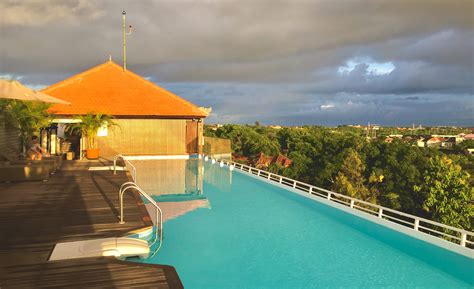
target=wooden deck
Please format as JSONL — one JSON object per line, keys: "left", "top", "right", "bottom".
{"left": 0, "top": 161, "right": 183, "bottom": 288}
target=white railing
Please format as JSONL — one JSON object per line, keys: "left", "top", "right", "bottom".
{"left": 119, "top": 181, "right": 163, "bottom": 258}
{"left": 210, "top": 158, "right": 473, "bottom": 249}
{"left": 114, "top": 154, "right": 137, "bottom": 182}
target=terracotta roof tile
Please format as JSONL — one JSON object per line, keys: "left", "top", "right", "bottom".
{"left": 43, "top": 61, "right": 207, "bottom": 118}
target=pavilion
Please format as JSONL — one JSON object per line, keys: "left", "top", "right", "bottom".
{"left": 42, "top": 60, "right": 208, "bottom": 158}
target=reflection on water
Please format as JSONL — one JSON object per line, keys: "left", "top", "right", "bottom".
{"left": 203, "top": 162, "right": 233, "bottom": 193}
{"left": 132, "top": 159, "right": 203, "bottom": 196}
{"left": 129, "top": 159, "right": 233, "bottom": 222}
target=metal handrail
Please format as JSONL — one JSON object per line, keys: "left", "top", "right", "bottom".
{"left": 209, "top": 157, "right": 473, "bottom": 249}
{"left": 114, "top": 155, "right": 162, "bottom": 257}
{"left": 119, "top": 182, "right": 163, "bottom": 257}
{"left": 114, "top": 154, "right": 137, "bottom": 182}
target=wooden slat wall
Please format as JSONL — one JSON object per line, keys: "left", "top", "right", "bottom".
{"left": 186, "top": 121, "right": 198, "bottom": 153}
{"left": 0, "top": 117, "right": 20, "bottom": 158}
{"left": 203, "top": 136, "right": 232, "bottom": 154}
{"left": 97, "top": 119, "right": 187, "bottom": 157}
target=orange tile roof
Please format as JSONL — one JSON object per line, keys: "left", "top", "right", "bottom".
{"left": 43, "top": 61, "right": 207, "bottom": 118}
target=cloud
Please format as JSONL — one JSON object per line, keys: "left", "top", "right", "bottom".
{"left": 0, "top": 0, "right": 104, "bottom": 26}
{"left": 160, "top": 82, "right": 474, "bottom": 126}
{"left": 320, "top": 104, "right": 335, "bottom": 110}
{"left": 0, "top": 0, "right": 472, "bottom": 125}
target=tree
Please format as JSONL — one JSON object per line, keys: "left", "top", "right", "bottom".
{"left": 414, "top": 156, "right": 474, "bottom": 230}
{"left": 0, "top": 99, "right": 51, "bottom": 153}
{"left": 332, "top": 149, "right": 378, "bottom": 203}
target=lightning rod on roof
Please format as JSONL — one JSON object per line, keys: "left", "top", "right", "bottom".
{"left": 122, "top": 10, "right": 127, "bottom": 71}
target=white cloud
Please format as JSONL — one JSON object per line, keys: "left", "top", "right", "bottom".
{"left": 320, "top": 104, "right": 335, "bottom": 110}
{"left": 338, "top": 57, "right": 395, "bottom": 76}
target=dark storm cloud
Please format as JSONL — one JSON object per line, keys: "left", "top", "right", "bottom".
{"left": 162, "top": 82, "right": 474, "bottom": 126}
{"left": 1, "top": 0, "right": 473, "bottom": 125}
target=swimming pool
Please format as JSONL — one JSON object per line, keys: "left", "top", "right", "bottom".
{"left": 131, "top": 159, "right": 473, "bottom": 288}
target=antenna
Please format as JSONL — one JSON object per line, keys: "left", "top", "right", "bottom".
{"left": 122, "top": 10, "right": 127, "bottom": 71}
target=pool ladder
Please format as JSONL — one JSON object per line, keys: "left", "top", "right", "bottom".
{"left": 118, "top": 181, "right": 163, "bottom": 258}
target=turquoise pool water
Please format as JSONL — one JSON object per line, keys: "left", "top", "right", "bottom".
{"left": 133, "top": 159, "right": 473, "bottom": 288}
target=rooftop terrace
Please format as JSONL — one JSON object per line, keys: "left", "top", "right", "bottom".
{"left": 0, "top": 161, "right": 182, "bottom": 288}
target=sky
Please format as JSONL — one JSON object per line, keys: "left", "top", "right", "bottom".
{"left": 1, "top": 0, "right": 473, "bottom": 126}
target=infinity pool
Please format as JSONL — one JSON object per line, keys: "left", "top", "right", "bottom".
{"left": 131, "top": 159, "right": 473, "bottom": 288}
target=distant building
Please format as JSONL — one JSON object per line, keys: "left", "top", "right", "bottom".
{"left": 255, "top": 153, "right": 274, "bottom": 169}
{"left": 274, "top": 154, "right": 293, "bottom": 167}
{"left": 464, "top": 134, "right": 474, "bottom": 141}
{"left": 426, "top": 137, "right": 444, "bottom": 148}
{"left": 442, "top": 137, "right": 456, "bottom": 149}
{"left": 269, "top": 125, "right": 282, "bottom": 129}
{"left": 232, "top": 154, "right": 249, "bottom": 164}
{"left": 384, "top": 137, "right": 394, "bottom": 143}
{"left": 417, "top": 138, "right": 426, "bottom": 147}
{"left": 254, "top": 153, "right": 292, "bottom": 169}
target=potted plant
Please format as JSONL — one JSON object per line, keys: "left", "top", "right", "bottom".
{"left": 65, "top": 113, "right": 117, "bottom": 159}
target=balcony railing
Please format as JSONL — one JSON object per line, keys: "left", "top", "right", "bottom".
{"left": 209, "top": 158, "right": 473, "bottom": 252}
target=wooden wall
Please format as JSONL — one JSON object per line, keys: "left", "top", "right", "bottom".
{"left": 185, "top": 121, "right": 198, "bottom": 153}
{"left": 97, "top": 119, "right": 187, "bottom": 157}
{"left": 203, "top": 137, "right": 232, "bottom": 155}
{"left": 0, "top": 117, "right": 20, "bottom": 159}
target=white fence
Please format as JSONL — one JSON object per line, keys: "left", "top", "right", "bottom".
{"left": 210, "top": 158, "right": 473, "bottom": 250}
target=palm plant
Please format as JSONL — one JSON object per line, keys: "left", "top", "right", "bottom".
{"left": 0, "top": 99, "right": 51, "bottom": 153}
{"left": 65, "top": 113, "right": 117, "bottom": 150}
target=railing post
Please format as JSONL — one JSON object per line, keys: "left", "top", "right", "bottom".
{"left": 378, "top": 208, "right": 383, "bottom": 218}
{"left": 414, "top": 218, "right": 420, "bottom": 231}
{"left": 113, "top": 156, "right": 117, "bottom": 175}
{"left": 292, "top": 181, "right": 296, "bottom": 188}
{"left": 268, "top": 173, "right": 271, "bottom": 179}
{"left": 309, "top": 187, "right": 313, "bottom": 194}
{"left": 327, "top": 192, "right": 331, "bottom": 200}
{"left": 350, "top": 199, "right": 355, "bottom": 208}
{"left": 279, "top": 176, "right": 283, "bottom": 184}
{"left": 460, "top": 233, "right": 467, "bottom": 247}
{"left": 257, "top": 170, "right": 261, "bottom": 176}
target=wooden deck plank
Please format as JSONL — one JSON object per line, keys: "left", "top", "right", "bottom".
{"left": 0, "top": 161, "right": 183, "bottom": 288}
